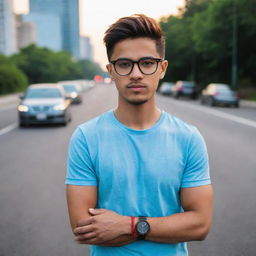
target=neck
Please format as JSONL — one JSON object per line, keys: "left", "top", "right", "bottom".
{"left": 114, "top": 96, "right": 161, "bottom": 130}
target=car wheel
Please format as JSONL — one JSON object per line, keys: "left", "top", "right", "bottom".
{"left": 234, "top": 102, "right": 239, "bottom": 108}
{"left": 19, "top": 122, "right": 24, "bottom": 127}
{"left": 19, "top": 122, "right": 28, "bottom": 128}
{"left": 209, "top": 98, "right": 215, "bottom": 106}
{"left": 62, "top": 116, "right": 68, "bottom": 126}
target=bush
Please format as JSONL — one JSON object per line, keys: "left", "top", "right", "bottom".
{"left": 0, "top": 65, "right": 28, "bottom": 95}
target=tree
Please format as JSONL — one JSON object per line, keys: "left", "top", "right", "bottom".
{"left": 77, "top": 59, "right": 103, "bottom": 80}
{"left": 11, "top": 44, "right": 104, "bottom": 84}
{"left": 160, "top": 0, "right": 256, "bottom": 92}
{"left": 0, "top": 65, "right": 28, "bottom": 95}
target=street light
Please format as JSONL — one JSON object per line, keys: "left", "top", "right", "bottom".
{"left": 231, "top": 0, "right": 238, "bottom": 90}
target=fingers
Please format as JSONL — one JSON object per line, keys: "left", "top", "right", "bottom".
{"left": 75, "top": 231, "right": 97, "bottom": 243}
{"left": 74, "top": 225, "right": 94, "bottom": 235}
{"left": 88, "top": 208, "right": 106, "bottom": 215}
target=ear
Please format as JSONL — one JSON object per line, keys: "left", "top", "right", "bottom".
{"left": 159, "top": 60, "right": 168, "bottom": 79}
{"left": 106, "top": 63, "right": 115, "bottom": 81}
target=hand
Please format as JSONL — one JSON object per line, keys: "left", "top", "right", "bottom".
{"left": 73, "top": 208, "right": 130, "bottom": 245}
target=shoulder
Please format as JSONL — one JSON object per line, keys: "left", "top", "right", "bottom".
{"left": 164, "top": 112, "right": 200, "bottom": 137}
{"left": 76, "top": 110, "right": 113, "bottom": 137}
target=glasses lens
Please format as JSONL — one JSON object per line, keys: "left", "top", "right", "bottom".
{"left": 139, "top": 58, "right": 158, "bottom": 75}
{"left": 115, "top": 59, "right": 133, "bottom": 75}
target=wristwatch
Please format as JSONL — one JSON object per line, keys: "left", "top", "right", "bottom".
{"left": 135, "top": 216, "right": 150, "bottom": 240}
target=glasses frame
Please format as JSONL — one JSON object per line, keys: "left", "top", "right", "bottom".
{"left": 110, "top": 57, "right": 163, "bottom": 76}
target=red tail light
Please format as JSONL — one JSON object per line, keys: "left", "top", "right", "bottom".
{"left": 236, "top": 93, "right": 240, "bottom": 99}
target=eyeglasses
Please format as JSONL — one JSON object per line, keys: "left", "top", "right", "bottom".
{"left": 110, "top": 57, "right": 163, "bottom": 76}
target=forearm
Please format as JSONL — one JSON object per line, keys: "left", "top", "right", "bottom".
{"left": 146, "top": 211, "right": 211, "bottom": 244}
{"left": 100, "top": 235, "right": 135, "bottom": 247}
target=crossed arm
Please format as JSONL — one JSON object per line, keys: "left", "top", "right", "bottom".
{"left": 66, "top": 184, "right": 213, "bottom": 246}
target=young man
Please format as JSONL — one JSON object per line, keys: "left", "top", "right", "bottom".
{"left": 66, "top": 14, "right": 213, "bottom": 256}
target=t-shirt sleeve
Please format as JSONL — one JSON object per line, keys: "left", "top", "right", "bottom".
{"left": 181, "top": 128, "right": 211, "bottom": 188}
{"left": 65, "top": 127, "right": 97, "bottom": 186}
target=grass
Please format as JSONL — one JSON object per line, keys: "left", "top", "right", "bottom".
{"left": 247, "top": 96, "right": 256, "bottom": 102}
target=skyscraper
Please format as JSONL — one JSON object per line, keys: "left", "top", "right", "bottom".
{"left": 62, "top": 0, "right": 80, "bottom": 59}
{"left": 0, "top": 0, "right": 17, "bottom": 55}
{"left": 23, "top": 0, "right": 80, "bottom": 58}
{"left": 80, "top": 36, "right": 93, "bottom": 60}
{"left": 16, "top": 15, "right": 37, "bottom": 49}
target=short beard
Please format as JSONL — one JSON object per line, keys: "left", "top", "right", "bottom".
{"left": 126, "top": 99, "right": 148, "bottom": 105}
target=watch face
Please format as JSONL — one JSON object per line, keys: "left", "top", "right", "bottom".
{"left": 137, "top": 221, "right": 150, "bottom": 235}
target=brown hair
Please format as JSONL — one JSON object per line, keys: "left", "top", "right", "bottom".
{"left": 103, "top": 14, "right": 165, "bottom": 61}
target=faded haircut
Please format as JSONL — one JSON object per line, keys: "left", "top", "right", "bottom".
{"left": 103, "top": 14, "right": 165, "bottom": 61}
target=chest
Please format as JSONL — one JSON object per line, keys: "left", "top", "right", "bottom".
{"left": 94, "top": 132, "right": 186, "bottom": 190}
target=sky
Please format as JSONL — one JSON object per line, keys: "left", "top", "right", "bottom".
{"left": 14, "top": 0, "right": 185, "bottom": 70}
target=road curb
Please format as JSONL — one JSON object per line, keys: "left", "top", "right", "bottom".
{"left": 240, "top": 100, "right": 256, "bottom": 108}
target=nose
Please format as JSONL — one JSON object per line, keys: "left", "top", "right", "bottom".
{"left": 129, "top": 63, "right": 143, "bottom": 80}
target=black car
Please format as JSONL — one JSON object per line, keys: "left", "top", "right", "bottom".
{"left": 172, "top": 81, "right": 198, "bottom": 99}
{"left": 18, "top": 84, "right": 72, "bottom": 126}
{"left": 201, "top": 83, "right": 239, "bottom": 107}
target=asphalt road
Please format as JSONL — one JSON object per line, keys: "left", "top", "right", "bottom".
{"left": 0, "top": 84, "right": 255, "bottom": 256}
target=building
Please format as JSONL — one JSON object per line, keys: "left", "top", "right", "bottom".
{"left": 62, "top": 0, "right": 80, "bottom": 58}
{"left": 0, "top": 0, "right": 17, "bottom": 55}
{"left": 80, "top": 36, "right": 93, "bottom": 60}
{"left": 23, "top": 0, "right": 80, "bottom": 58}
{"left": 23, "top": 13, "right": 62, "bottom": 51}
{"left": 16, "top": 15, "right": 37, "bottom": 49}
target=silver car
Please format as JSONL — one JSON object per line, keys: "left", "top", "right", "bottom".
{"left": 18, "top": 83, "right": 72, "bottom": 127}
{"left": 201, "top": 83, "right": 239, "bottom": 107}
{"left": 159, "top": 82, "right": 175, "bottom": 96}
{"left": 58, "top": 81, "right": 83, "bottom": 104}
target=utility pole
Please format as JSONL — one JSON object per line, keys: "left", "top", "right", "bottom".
{"left": 231, "top": 0, "right": 238, "bottom": 90}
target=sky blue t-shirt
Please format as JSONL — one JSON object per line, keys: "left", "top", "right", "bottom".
{"left": 66, "top": 110, "right": 211, "bottom": 256}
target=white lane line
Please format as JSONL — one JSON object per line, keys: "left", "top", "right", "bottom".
{"left": 0, "top": 123, "right": 18, "bottom": 136}
{"left": 172, "top": 100, "right": 256, "bottom": 129}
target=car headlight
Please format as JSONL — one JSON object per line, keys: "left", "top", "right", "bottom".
{"left": 54, "top": 104, "right": 66, "bottom": 111}
{"left": 70, "top": 92, "right": 78, "bottom": 98}
{"left": 18, "top": 105, "right": 29, "bottom": 112}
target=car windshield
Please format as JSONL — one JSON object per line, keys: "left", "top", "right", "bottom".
{"left": 183, "top": 82, "right": 194, "bottom": 87}
{"left": 216, "top": 86, "right": 231, "bottom": 92}
{"left": 62, "top": 85, "right": 78, "bottom": 92}
{"left": 26, "top": 88, "right": 62, "bottom": 98}
{"left": 162, "top": 83, "right": 172, "bottom": 89}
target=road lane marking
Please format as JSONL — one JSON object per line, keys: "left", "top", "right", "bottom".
{"left": 0, "top": 123, "right": 18, "bottom": 136}
{"left": 170, "top": 99, "right": 256, "bottom": 129}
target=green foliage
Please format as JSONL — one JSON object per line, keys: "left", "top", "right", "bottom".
{"left": 10, "top": 44, "right": 103, "bottom": 84}
{"left": 0, "top": 65, "right": 28, "bottom": 95}
{"left": 1, "top": 44, "right": 103, "bottom": 95}
{"left": 161, "top": 0, "right": 256, "bottom": 91}
{"left": 77, "top": 59, "right": 103, "bottom": 80}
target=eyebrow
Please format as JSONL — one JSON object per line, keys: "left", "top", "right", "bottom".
{"left": 113, "top": 56, "right": 158, "bottom": 61}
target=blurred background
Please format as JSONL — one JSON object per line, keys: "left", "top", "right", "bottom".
{"left": 0, "top": 0, "right": 256, "bottom": 255}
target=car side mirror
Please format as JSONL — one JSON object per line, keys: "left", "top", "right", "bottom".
{"left": 19, "top": 94, "right": 25, "bottom": 100}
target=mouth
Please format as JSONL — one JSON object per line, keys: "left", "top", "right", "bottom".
{"left": 127, "top": 84, "right": 147, "bottom": 91}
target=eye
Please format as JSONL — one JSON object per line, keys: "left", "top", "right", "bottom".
{"left": 116, "top": 60, "right": 132, "bottom": 69}
{"left": 140, "top": 59, "right": 156, "bottom": 67}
